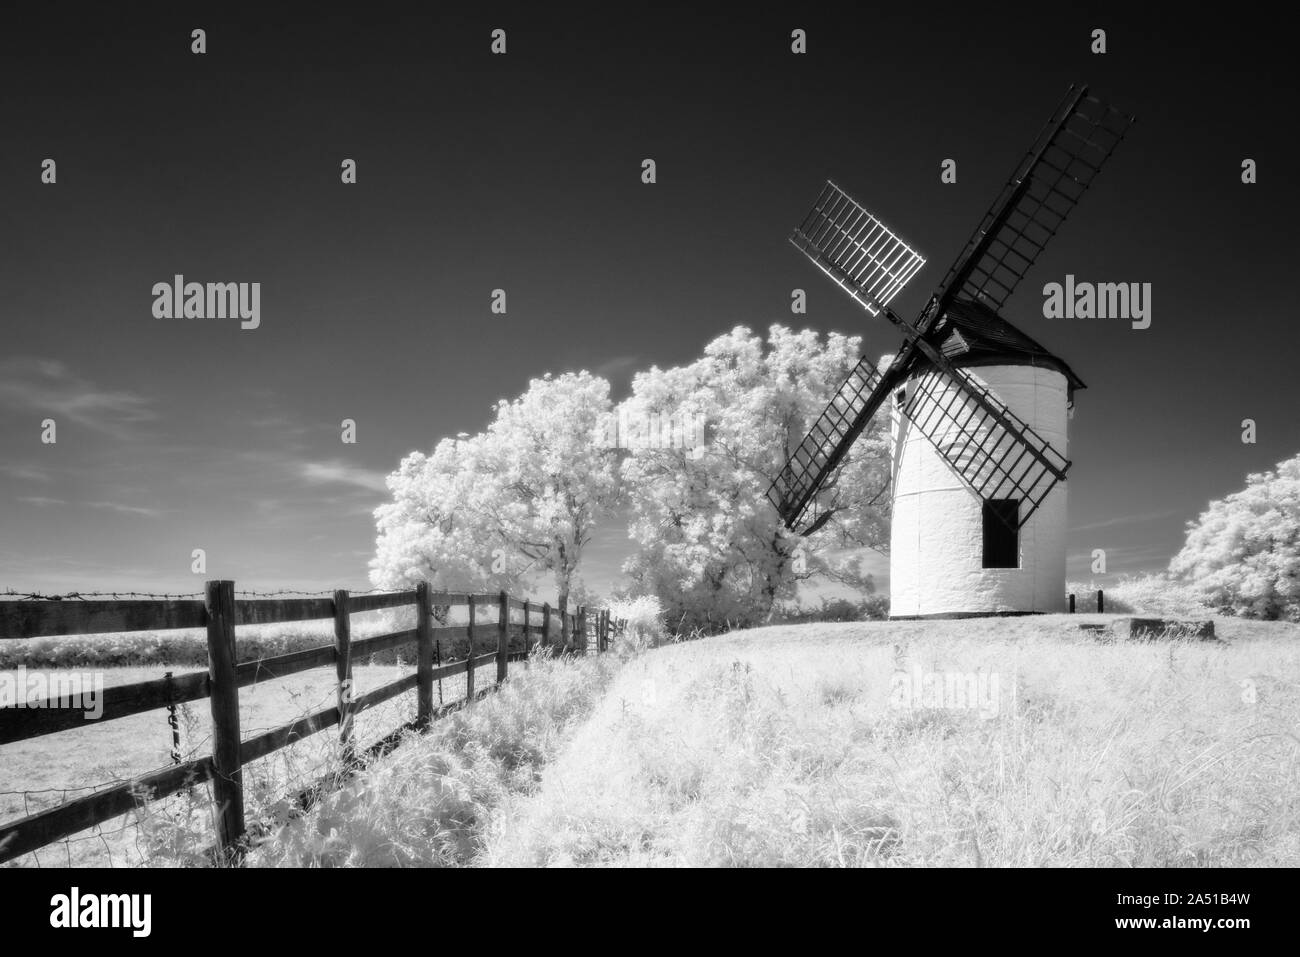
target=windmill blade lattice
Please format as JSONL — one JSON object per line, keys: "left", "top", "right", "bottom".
{"left": 927, "top": 85, "right": 1134, "bottom": 319}
{"left": 766, "top": 356, "right": 887, "bottom": 534}
{"left": 896, "top": 366, "right": 1069, "bottom": 528}
{"left": 789, "top": 182, "right": 926, "bottom": 317}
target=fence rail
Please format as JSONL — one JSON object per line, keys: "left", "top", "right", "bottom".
{"left": 0, "top": 581, "right": 626, "bottom": 865}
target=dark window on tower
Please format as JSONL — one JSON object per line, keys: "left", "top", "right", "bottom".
{"left": 982, "top": 499, "right": 1021, "bottom": 568}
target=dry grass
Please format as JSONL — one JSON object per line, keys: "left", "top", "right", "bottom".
{"left": 483, "top": 616, "right": 1300, "bottom": 867}
{"left": 243, "top": 649, "right": 626, "bottom": 867}
{"left": 1, "top": 661, "right": 433, "bottom": 867}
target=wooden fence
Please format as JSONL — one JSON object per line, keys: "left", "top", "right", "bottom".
{"left": 0, "top": 580, "right": 626, "bottom": 864}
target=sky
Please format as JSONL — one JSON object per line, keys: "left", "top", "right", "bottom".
{"left": 0, "top": 4, "right": 1295, "bottom": 600}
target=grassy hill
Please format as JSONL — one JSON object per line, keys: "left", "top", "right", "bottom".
{"left": 482, "top": 615, "right": 1300, "bottom": 866}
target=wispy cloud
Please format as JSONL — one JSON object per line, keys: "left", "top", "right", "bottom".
{"left": 244, "top": 410, "right": 317, "bottom": 442}
{"left": 0, "top": 358, "right": 155, "bottom": 436}
{"left": 593, "top": 355, "right": 641, "bottom": 383}
{"left": 1, "top": 464, "right": 53, "bottom": 482}
{"left": 1069, "top": 509, "right": 1180, "bottom": 533}
{"left": 299, "top": 460, "right": 389, "bottom": 493}
{"left": 18, "top": 496, "right": 163, "bottom": 517}
{"left": 85, "top": 501, "right": 165, "bottom": 517}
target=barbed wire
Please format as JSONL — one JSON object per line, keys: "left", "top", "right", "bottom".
{"left": 0, "top": 588, "right": 205, "bottom": 601}
{"left": 233, "top": 586, "right": 384, "bottom": 597}
{"left": 0, "top": 782, "right": 106, "bottom": 798}
{"left": 1, "top": 586, "right": 386, "bottom": 601}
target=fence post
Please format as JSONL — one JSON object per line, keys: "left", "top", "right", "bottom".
{"left": 1096, "top": 589, "right": 1104, "bottom": 613}
{"left": 522, "top": 599, "right": 532, "bottom": 666}
{"left": 542, "top": 602, "right": 551, "bottom": 651}
{"left": 333, "top": 589, "right": 355, "bottom": 764}
{"left": 497, "top": 591, "right": 509, "bottom": 686}
{"left": 1068, "top": 593, "right": 1075, "bottom": 614}
{"left": 465, "top": 596, "right": 476, "bottom": 703}
{"left": 204, "top": 579, "right": 244, "bottom": 860}
{"left": 435, "top": 616, "right": 444, "bottom": 706}
{"left": 164, "top": 671, "right": 182, "bottom": 764}
{"left": 559, "top": 597, "right": 568, "bottom": 652}
{"left": 416, "top": 581, "right": 433, "bottom": 728}
{"left": 578, "top": 606, "right": 588, "bottom": 655}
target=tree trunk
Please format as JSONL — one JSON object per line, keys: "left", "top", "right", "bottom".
{"left": 556, "top": 565, "right": 571, "bottom": 620}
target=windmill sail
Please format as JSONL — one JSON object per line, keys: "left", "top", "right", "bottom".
{"left": 789, "top": 182, "right": 926, "bottom": 317}
{"left": 927, "top": 85, "right": 1134, "bottom": 321}
{"left": 895, "top": 365, "right": 1068, "bottom": 528}
{"left": 767, "top": 355, "right": 890, "bottom": 535}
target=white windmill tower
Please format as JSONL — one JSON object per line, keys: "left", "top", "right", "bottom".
{"left": 766, "top": 85, "right": 1132, "bottom": 618}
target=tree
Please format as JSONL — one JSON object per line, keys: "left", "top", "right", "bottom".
{"left": 619, "top": 325, "right": 891, "bottom": 633}
{"left": 1169, "top": 452, "right": 1300, "bottom": 621}
{"left": 370, "top": 372, "right": 621, "bottom": 607}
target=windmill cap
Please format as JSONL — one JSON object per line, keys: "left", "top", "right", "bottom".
{"left": 885, "top": 298, "right": 1085, "bottom": 398}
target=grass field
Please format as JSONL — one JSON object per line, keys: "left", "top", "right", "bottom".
{"left": 8, "top": 611, "right": 1299, "bottom": 867}
{"left": 481, "top": 614, "right": 1300, "bottom": 866}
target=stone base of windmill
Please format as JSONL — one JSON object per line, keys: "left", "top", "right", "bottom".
{"left": 1083, "top": 617, "right": 1218, "bottom": 642}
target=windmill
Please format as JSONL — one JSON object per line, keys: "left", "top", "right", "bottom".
{"left": 767, "top": 84, "right": 1133, "bottom": 617}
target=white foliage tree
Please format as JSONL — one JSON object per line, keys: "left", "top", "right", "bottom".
{"left": 1169, "top": 452, "right": 1300, "bottom": 621}
{"left": 619, "top": 325, "right": 891, "bottom": 632}
{"left": 370, "top": 372, "right": 621, "bottom": 608}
